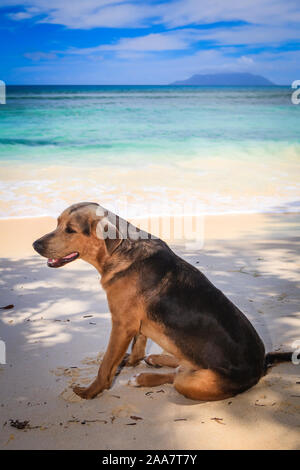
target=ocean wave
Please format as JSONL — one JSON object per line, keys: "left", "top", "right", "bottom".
{"left": 0, "top": 177, "right": 299, "bottom": 219}
{"left": 0, "top": 138, "right": 114, "bottom": 148}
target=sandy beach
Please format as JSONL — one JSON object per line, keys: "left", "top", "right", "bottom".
{"left": 1, "top": 0, "right": 300, "bottom": 454}
{"left": 0, "top": 212, "right": 299, "bottom": 450}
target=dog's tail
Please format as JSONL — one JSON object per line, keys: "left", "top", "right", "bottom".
{"left": 264, "top": 351, "right": 293, "bottom": 374}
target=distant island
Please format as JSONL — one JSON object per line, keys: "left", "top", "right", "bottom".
{"left": 170, "top": 73, "right": 274, "bottom": 86}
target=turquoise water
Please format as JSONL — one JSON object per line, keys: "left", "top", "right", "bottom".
{"left": 1, "top": 85, "right": 299, "bottom": 164}
{"left": 0, "top": 85, "right": 299, "bottom": 217}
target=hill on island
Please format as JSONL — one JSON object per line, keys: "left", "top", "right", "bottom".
{"left": 170, "top": 73, "right": 274, "bottom": 86}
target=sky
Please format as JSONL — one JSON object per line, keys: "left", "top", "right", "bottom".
{"left": 0, "top": 0, "right": 299, "bottom": 84}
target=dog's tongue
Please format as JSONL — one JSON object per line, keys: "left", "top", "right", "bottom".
{"left": 62, "top": 253, "right": 77, "bottom": 259}
{"left": 47, "top": 258, "right": 60, "bottom": 268}
{"left": 47, "top": 252, "right": 79, "bottom": 268}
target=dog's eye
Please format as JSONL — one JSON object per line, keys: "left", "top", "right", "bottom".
{"left": 65, "top": 226, "right": 76, "bottom": 234}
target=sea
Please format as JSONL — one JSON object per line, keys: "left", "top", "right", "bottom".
{"left": 0, "top": 85, "right": 299, "bottom": 218}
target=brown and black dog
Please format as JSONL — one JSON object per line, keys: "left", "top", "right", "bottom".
{"left": 33, "top": 202, "right": 292, "bottom": 401}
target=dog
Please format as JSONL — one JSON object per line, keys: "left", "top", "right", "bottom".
{"left": 33, "top": 202, "right": 292, "bottom": 401}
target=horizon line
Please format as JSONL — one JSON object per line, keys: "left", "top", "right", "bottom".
{"left": 5, "top": 83, "right": 289, "bottom": 87}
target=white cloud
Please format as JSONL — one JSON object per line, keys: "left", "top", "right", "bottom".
{"left": 3, "top": 0, "right": 300, "bottom": 30}
{"left": 8, "top": 11, "right": 34, "bottom": 20}
{"left": 66, "top": 30, "right": 197, "bottom": 55}
{"left": 4, "top": 0, "right": 300, "bottom": 84}
{"left": 237, "top": 56, "right": 254, "bottom": 66}
{"left": 157, "top": 0, "right": 300, "bottom": 28}
{"left": 24, "top": 51, "right": 57, "bottom": 60}
{"left": 17, "top": 44, "right": 300, "bottom": 85}
{"left": 3, "top": 0, "right": 156, "bottom": 28}
{"left": 41, "top": 2, "right": 154, "bottom": 29}
{"left": 50, "top": 23, "right": 299, "bottom": 60}
{"left": 102, "top": 31, "right": 191, "bottom": 50}
{"left": 194, "top": 23, "right": 300, "bottom": 46}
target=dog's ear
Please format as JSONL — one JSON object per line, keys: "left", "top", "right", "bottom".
{"left": 78, "top": 218, "right": 91, "bottom": 236}
{"left": 94, "top": 215, "right": 124, "bottom": 255}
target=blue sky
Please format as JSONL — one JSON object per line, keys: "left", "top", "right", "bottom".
{"left": 0, "top": 0, "right": 299, "bottom": 84}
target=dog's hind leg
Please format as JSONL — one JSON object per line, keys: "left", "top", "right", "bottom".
{"left": 129, "top": 372, "right": 176, "bottom": 387}
{"left": 144, "top": 354, "right": 180, "bottom": 368}
{"left": 174, "top": 369, "right": 236, "bottom": 401}
{"left": 130, "top": 367, "right": 239, "bottom": 400}
{"left": 126, "top": 333, "right": 147, "bottom": 366}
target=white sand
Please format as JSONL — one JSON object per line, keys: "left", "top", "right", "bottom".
{"left": 0, "top": 213, "right": 299, "bottom": 449}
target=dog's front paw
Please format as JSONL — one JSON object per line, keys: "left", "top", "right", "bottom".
{"left": 73, "top": 385, "right": 98, "bottom": 399}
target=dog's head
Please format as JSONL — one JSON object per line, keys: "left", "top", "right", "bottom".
{"left": 32, "top": 202, "right": 124, "bottom": 268}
